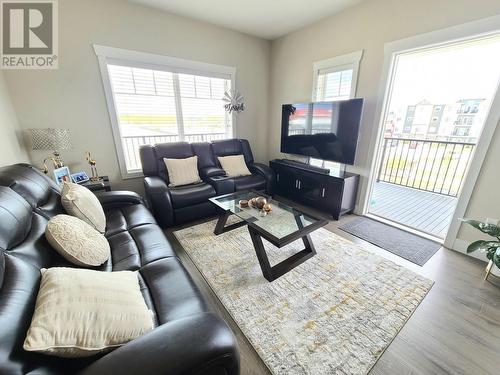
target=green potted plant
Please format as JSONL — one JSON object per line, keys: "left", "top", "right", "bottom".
{"left": 461, "top": 218, "right": 500, "bottom": 281}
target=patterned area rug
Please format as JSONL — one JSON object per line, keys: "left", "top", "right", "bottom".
{"left": 174, "top": 220, "right": 433, "bottom": 375}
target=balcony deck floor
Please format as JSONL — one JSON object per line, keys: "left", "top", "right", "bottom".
{"left": 368, "top": 181, "right": 458, "bottom": 239}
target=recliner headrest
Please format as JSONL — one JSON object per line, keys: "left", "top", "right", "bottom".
{"left": 0, "top": 187, "right": 33, "bottom": 251}
{"left": 0, "top": 164, "right": 62, "bottom": 217}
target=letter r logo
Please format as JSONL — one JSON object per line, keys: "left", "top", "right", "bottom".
{"left": 2, "top": 1, "right": 53, "bottom": 54}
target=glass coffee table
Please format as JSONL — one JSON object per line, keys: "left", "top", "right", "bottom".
{"left": 209, "top": 190, "right": 328, "bottom": 282}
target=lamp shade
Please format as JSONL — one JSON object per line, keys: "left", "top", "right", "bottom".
{"left": 30, "top": 128, "right": 72, "bottom": 151}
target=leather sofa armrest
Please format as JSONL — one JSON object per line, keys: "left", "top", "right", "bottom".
{"left": 200, "top": 166, "right": 226, "bottom": 180}
{"left": 250, "top": 163, "right": 275, "bottom": 195}
{"left": 143, "top": 176, "right": 174, "bottom": 228}
{"left": 96, "top": 191, "right": 144, "bottom": 209}
{"left": 79, "top": 313, "right": 240, "bottom": 375}
{"left": 205, "top": 175, "right": 235, "bottom": 196}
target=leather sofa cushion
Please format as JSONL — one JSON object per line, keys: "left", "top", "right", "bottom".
{"left": 234, "top": 174, "right": 266, "bottom": 192}
{"left": 169, "top": 182, "right": 216, "bottom": 209}
{"left": 139, "top": 257, "right": 208, "bottom": 324}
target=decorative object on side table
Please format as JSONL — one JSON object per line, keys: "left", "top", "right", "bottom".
{"left": 53, "top": 166, "right": 71, "bottom": 185}
{"left": 223, "top": 89, "right": 245, "bottom": 113}
{"left": 30, "top": 128, "right": 72, "bottom": 173}
{"left": 85, "top": 151, "right": 100, "bottom": 182}
{"left": 71, "top": 171, "right": 90, "bottom": 184}
{"left": 460, "top": 218, "right": 500, "bottom": 283}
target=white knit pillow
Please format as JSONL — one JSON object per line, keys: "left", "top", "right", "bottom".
{"left": 163, "top": 155, "right": 201, "bottom": 187}
{"left": 218, "top": 155, "right": 251, "bottom": 177}
{"left": 45, "top": 214, "right": 110, "bottom": 266}
{"left": 24, "top": 267, "right": 154, "bottom": 358}
{"left": 61, "top": 182, "right": 106, "bottom": 233}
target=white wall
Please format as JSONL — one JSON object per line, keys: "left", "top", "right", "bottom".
{"left": 0, "top": 72, "right": 29, "bottom": 166}
{"left": 3, "top": 0, "right": 270, "bottom": 192}
{"left": 268, "top": 0, "right": 500, "bottom": 246}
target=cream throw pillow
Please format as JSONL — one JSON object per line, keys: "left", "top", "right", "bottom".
{"left": 61, "top": 182, "right": 106, "bottom": 233}
{"left": 163, "top": 155, "right": 201, "bottom": 187}
{"left": 24, "top": 267, "right": 154, "bottom": 358}
{"left": 218, "top": 155, "right": 252, "bottom": 177}
{"left": 46, "top": 214, "right": 110, "bottom": 266}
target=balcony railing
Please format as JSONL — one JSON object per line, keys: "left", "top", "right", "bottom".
{"left": 123, "top": 133, "right": 227, "bottom": 172}
{"left": 377, "top": 138, "right": 475, "bottom": 197}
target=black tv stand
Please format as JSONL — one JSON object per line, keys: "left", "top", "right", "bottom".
{"left": 270, "top": 159, "right": 359, "bottom": 220}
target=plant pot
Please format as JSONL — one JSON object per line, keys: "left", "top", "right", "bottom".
{"left": 491, "top": 262, "right": 500, "bottom": 277}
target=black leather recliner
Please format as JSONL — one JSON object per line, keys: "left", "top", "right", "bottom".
{"left": 0, "top": 163, "right": 239, "bottom": 375}
{"left": 140, "top": 138, "right": 274, "bottom": 228}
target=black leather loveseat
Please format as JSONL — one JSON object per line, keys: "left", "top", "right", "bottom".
{"left": 0, "top": 164, "right": 239, "bottom": 375}
{"left": 140, "top": 138, "right": 274, "bottom": 228}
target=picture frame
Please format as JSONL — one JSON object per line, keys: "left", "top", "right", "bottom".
{"left": 71, "top": 171, "right": 90, "bottom": 184}
{"left": 53, "top": 166, "right": 71, "bottom": 185}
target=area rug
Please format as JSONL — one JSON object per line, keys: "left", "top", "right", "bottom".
{"left": 339, "top": 217, "right": 441, "bottom": 266}
{"left": 174, "top": 220, "right": 433, "bottom": 375}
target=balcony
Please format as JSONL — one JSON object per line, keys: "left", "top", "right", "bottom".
{"left": 122, "top": 132, "right": 227, "bottom": 171}
{"left": 369, "top": 138, "right": 475, "bottom": 239}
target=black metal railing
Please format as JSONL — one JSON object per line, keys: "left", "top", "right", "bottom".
{"left": 122, "top": 133, "right": 227, "bottom": 171}
{"left": 377, "top": 138, "right": 475, "bottom": 197}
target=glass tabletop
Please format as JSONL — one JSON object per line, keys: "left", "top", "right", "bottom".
{"left": 209, "top": 190, "right": 324, "bottom": 240}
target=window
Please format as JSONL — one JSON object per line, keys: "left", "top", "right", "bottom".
{"left": 94, "top": 45, "right": 235, "bottom": 178}
{"left": 310, "top": 50, "right": 363, "bottom": 170}
{"left": 312, "top": 50, "right": 363, "bottom": 102}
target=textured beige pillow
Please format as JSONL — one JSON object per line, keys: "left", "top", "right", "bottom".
{"left": 61, "top": 182, "right": 106, "bottom": 233}
{"left": 24, "top": 267, "right": 154, "bottom": 358}
{"left": 218, "top": 155, "right": 252, "bottom": 177}
{"left": 46, "top": 214, "right": 110, "bottom": 266}
{"left": 163, "top": 155, "right": 201, "bottom": 186}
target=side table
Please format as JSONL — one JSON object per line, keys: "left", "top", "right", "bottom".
{"left": 81, "top": 176, "right": 111, "bottom": 192}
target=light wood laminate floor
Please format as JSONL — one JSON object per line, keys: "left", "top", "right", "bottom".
{"left": 165, "top": 201, "right": 500, "bottom": 375}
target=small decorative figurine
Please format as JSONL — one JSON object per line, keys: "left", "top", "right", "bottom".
{"left": 254, "top": 197, "right": 267, "bottom": 210}
{"left": 85, "top": 152, "right": 100, "bottom": 182}
{"left": 239, "top": 199, "right": 249, "bottom": 208}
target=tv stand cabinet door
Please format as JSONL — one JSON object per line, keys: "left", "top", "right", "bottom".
{"left": 323, "top": 180, "right": 344, "bottom": 220}
{"left": 275, "top": 167, "right": 298, "bottom": 198}
{"left": 295, "top": 170, "right": 325, "bottom": 207}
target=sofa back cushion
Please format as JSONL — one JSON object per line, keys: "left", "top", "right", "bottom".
{"left": 140, "top": 142, "right": 195, "bottom": 184}
{"left": 212, "top": 139, "right": 254, "bottom": 166}
{"left": 0, "top": 163, "right": 63, "bottom": 219}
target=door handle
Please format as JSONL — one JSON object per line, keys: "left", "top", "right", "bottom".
{"left": 295, "top": 179, "right": 297, "bottom": 188}
{"left": 298, "top": 180, "right": 301, "bottom": 189}
{"left": 321, "top": 188, "right": 325, "bottom": 197}
{"left": 277, "top": 173, "right": 280, "bottom": 182}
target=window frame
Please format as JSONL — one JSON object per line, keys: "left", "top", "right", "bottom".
{"left": 311, "top": 50, "right": 363, "bottom": 102}
{"left": 94, "top": 44, "right": 236, "bottom": 179}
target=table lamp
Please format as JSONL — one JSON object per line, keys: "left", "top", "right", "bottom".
{"left": 30, "top": 128, "right": 72, "bottom": 173}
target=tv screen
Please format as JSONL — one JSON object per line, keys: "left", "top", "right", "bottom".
{"left": 280, "top": 98, "right": 363, "bottom": 165}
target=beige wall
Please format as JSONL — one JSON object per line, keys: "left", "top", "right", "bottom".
{"left": 0, "top": 72, "right": 29, "bottom": 166}
{"left": 3, "top": 0, "right": 270, "bottom": 192}
{"left": 268, "top": 0, "right": 500, "bottom": 246}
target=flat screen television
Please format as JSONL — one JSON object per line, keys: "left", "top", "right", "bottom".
{"left": 280, "top": 98, "right": 363, "bottom": 165}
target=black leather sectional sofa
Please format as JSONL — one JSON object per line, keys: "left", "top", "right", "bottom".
{"left": 140, "top": 138, "right": 275, "bottom": 227}
{"left": 0, "top": 164, "right": 239, "bottom": 375}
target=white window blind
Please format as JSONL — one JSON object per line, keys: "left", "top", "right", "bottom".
{"left": 107, "top": 64, "right": 233, "bottom": 173}
{"left": 315, "top": 67, "right": 354, "bottom": 101}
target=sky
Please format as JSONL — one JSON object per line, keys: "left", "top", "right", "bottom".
{"left": 387, "top": 35, "right": 500, "bottom": 114}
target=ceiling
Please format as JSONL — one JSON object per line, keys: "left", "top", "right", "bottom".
{"left": 130, "top": 0, "right": 364, "bottom": 40}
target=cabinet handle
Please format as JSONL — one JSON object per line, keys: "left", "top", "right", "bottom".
{"left": 321, "top": 188, "right": 325, "bottom": 197}
{"left": 298, "top": 180, "right": 301, "bottom": 189}
{"left": 277, "top": 173, "right": 280, "bottom": 182}
{"left": 295, "top": 179, "right": 297, "bottom": 188}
